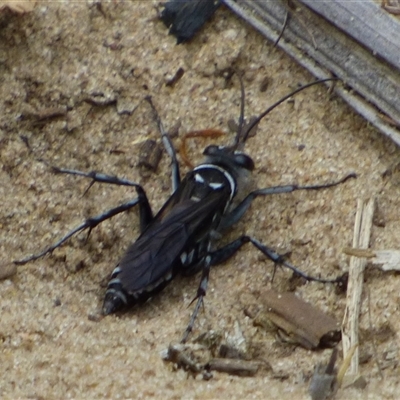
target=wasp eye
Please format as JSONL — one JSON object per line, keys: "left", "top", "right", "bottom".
{"left": 203, "top": 145, "right": 220, "bottom": 156}
{"left": 234, "top": 153, "right": 255, "bottom": 170}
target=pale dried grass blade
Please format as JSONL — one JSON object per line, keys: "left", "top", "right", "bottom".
{"left": 342, "top": 198, "right": 375, "bottom": 381}
{"left": 344, "top": 248, "right": 400, "bottom": 272}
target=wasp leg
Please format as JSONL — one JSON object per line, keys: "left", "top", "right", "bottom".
{"left": 209, "top": 237, "right": 249, "bottom": 265}
{"left": 51, "top": 167, "right": 153, "bottom": 232}
{"left": 145, "top": 96, "right": 181, "bottom": 191}
{"left": 15, "top": 166, "right": 154, "bottom": 265}
{"left": 218, "top": 173, "right": 356, "bottom": 230}
{"left": 210, "top": 236, "right": 340, "bottom": 283}
{"left": 245, "top": 236, "right": 342, "bottom": 284}
{"left": 14, "top": 198, "right": 142, "bottom": 265}
{"left": 181, "top": 254, "right": 213, "bottom": 343}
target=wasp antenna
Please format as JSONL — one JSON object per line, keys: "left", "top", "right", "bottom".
{"left": 241, "top": 77, "right": 338, "bottom": 144}
{"left": 231, "top": 72, "right": 246, "bottom": 151}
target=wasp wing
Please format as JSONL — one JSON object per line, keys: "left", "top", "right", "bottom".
{"left": 117, "top": 173, "right": 231, "bottom": 295}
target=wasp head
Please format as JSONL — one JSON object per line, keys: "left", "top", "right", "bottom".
{"left": 203, "top": 145, "right": 255, "bottom": 172}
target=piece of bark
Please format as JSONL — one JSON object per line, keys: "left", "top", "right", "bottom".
{"left": 253, "top": 288, "right": 341, "bottom": 350}
{"left": 206, "top": 358, "right": 261, "bottom": 377}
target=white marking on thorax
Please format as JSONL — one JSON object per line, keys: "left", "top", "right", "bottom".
{"left": 209, "top": 182, "right": 223, "bottom": 190}
{"left": 195, "top": 173, "right": 205, "bottom": 183}
{"left": 193, "top": 164, "right": 236, "bottom": 200}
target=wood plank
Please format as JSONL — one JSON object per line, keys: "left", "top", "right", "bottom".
{"left": 301, "top": 0, "right": 400, "bottom": 70}
{"left": 223, "top": 0, "right": 400, "bottom": 146}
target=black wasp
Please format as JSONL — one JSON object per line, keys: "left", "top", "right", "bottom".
{"left": 16, "top": 76, "right": 354, "bottom": 342}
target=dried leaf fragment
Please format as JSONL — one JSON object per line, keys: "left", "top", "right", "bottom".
{"left": 160, "top": 0, "right": 221, "bottom": 44}
{"left": 253, "top": 289, "right": 341, "bottom": 349}
{"left": 0, "top": 0, "right": 36, "bottom": 13}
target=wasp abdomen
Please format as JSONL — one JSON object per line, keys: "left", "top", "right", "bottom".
{"left": 103, "top": 260, "right": 177, "bottom": 315}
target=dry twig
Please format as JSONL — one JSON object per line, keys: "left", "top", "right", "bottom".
{"left": 341, "top": 198, "right": 375, "bottom": 383}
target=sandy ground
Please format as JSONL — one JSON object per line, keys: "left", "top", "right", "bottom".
{"left": 1, "top": 1, "right": 399, "bottom": 399}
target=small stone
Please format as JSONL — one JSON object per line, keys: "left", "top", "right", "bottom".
{"left": 0, "top": 262, "right": 17, "bottom": 280}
